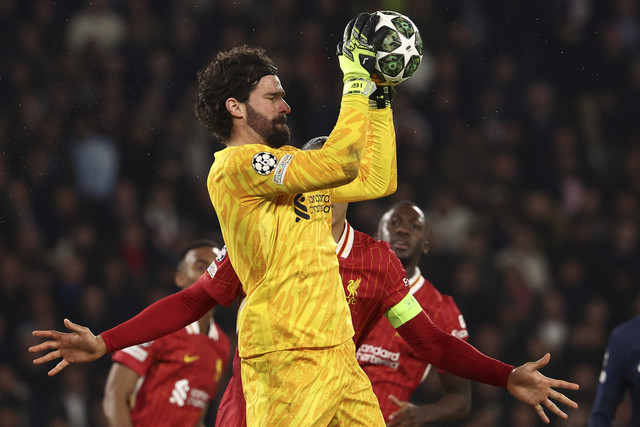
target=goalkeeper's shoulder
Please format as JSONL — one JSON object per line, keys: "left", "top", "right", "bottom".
{"left": 216, "top": 144, "right": 298, "bottom": 185}
{"left": 209, "top": 145, "right": 262, "bottom": 183}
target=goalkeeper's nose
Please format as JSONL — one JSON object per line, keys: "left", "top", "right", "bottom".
{"left": 278, "top": 98, "right": 291, "bottom": 115}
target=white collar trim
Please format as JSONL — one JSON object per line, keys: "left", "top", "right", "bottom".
{"left": 408, "top": 267, "right": 425, "bottom": 295}
{"left": 186, "top": 318, "right": 219, "bottom": 341}
{"left": 336, "top": 220, "right": 354, "bottom": 259}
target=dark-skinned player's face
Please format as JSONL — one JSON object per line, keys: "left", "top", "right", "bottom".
{"left": 246, "top": 75, "right": 291, "bottom": 148}
{"left": 378, "top": 203, "right": 427, "bottom": 264}
{"left": 175, "top": 246, "right": 220, "bottom": 289}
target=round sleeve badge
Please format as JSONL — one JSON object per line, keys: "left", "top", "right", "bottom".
{"left": 251, "top": 152, "right": 278, "bottom": 175}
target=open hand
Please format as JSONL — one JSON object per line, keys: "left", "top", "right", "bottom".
{"left": 29, "top": 319, "right": 107, "bottom": 376}
{"left": 507, "top": 353, "right": 580, "bottom": 424}
{"left": 387, "top": 395, "right": 426, "bottom": 427}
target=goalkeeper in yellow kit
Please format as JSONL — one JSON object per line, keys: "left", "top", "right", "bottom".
{"left": 28, "top": 12, "right": 580, "bottom": 427}
{"left": 195, "top": 13, "right": 390, "bottom": 426}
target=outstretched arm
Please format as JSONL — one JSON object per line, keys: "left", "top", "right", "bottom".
{"left": 28, "top": 253, "right": 244, "bottom": 376}
{"left": 507, "top": 353, "right": 580, "bottom": 424}
{"left": 29, "top": 276, "right": 218, "bottom": 375}
{"left": 394, "top": 308, "right": 579, "bottom": 423}
{"left": 30, "top": 318, "right": 107, "bottom": 376}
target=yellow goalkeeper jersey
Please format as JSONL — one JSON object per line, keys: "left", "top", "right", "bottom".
{"left": 207, "top": 96, "right": 394, "bottom": 357}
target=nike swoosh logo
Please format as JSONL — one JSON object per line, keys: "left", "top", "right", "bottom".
{"left": 183, "top": 354, "right": 200, "bottom": 363}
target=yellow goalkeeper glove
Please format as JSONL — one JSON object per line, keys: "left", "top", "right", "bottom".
{"left": 337, "top": 12, "right": 379, "bottom": 96}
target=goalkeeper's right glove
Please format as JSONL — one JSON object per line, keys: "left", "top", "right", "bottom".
{"left": 337, "top": 12, "right": 379, "bottom": 96}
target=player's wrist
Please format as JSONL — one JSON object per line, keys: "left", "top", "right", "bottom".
{"left": 343, "top": 78, "right": 376, "bottom": 97}
{"left": 339, "top": 54, "right": 374, "bottom": 81}
{"left": 368, "top": 86, "right": 395, "bottom": 109}
{"left": 97, "top": 333, "right": 110, "bottom": 355}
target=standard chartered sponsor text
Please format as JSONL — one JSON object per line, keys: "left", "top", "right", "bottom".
{"left": 356, "top": 345, "right": 400, "bottom": 369}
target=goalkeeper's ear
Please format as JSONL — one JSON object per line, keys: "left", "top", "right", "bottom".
{"left": 225, "top": 97, "right": 245, "bottom": 118}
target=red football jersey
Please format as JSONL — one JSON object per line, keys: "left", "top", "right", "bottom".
{"left": 201, "top": 246, "right": 243, "bottom": 306}
{"left": 214, "top": 221, "right": 411, "bottom": 426}
{"left": 357, "top": 269, "right": 469, "bottom": 421}
{"left": 335, "top": 221, "right": 411, "bottom": 347}
{"left": 112, "top": 319, "right": 231, "bottom": 427}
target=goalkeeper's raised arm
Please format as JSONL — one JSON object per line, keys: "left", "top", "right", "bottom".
{"left": 203, "top": 14, "right": 386, "bottom": 199}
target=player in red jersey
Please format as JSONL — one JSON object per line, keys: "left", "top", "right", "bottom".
{"left": 216, "top": 136, "right": 411, "bottom": 426}
{"left": 213, "top": 201, "right": 581, "bottom": 426}
{"left": 213, "top": 138, "right": 579, "bottom": 426}
{"left": 29, "top": 228, "right": 580, "bottom": 424}
{"left": 30, "top": 145, "right": 580, "bottom": 426}
{"left": 358, "top": 201, "right": 471, "bottom": 425}
{"left": 102, "top": 241, "right": 231, "bottom": 427}
{"left": 215, "top": 202, "right": 412, "bottom": 426}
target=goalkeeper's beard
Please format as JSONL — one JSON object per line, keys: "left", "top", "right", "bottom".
{"left": 246, "top": 103, "right": 290, "bottom": 148}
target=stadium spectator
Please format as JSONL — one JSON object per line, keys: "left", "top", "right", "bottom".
{"left": 66, "top": 0, "right": 126, "bottom": 53}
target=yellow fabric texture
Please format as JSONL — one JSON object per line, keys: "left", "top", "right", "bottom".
{"left": 207, "top": 95, "right": 395, "bottom": 358}
{"left": 331, "top": 107, "right": 395, "bottom": 202}
{"left": 241, "top": 340, "right": 384, "bottom": 426}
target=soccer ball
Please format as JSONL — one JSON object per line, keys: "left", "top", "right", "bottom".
{"left": 371, "top": 11, "right": 423, "bottom": 86}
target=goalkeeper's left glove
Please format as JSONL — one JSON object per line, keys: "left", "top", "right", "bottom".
{"left": 337, "top": 12, "right": 379, "bottom": 97}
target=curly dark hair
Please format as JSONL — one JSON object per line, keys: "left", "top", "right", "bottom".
{"left": 194, "top": 45, "right": 278, "bottom": 143}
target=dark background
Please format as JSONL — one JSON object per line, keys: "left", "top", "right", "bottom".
{"left": 1, "top": 0, "right": 639, "bottom": 425}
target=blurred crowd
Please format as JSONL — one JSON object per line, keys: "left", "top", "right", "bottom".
{"left": 1, "top": 0, "right": 639, "bottom": 426}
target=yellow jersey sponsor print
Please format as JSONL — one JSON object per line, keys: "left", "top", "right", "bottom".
{"left": 206, "top": 96, "right": 395, "bottom": 357}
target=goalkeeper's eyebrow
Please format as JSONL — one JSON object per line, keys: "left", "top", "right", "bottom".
{"left": 266, "top": 89, "right": 286, "bottom": 99}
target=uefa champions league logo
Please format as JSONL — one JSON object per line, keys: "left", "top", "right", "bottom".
{"left": 251, "top": 152, "right": 277, "bottom": 175}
